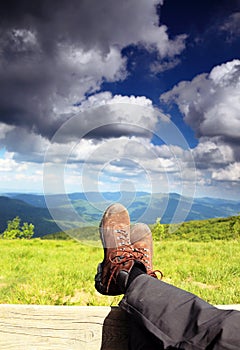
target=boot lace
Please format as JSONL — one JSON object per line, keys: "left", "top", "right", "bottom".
{"left": 133, "top": 246, "right": 163, "bottom": 279}
{"left": 107, "top": 244, "right": 143, "bottom": 293}
{"left": 115, "top": 228, "right": 131, "bottom": 245}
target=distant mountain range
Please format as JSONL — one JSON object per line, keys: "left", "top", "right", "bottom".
{"left": 0, "top": 192, "right": 239, "bottom": 237}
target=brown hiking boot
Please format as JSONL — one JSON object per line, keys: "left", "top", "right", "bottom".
{"left": 95, "top": 203, "right": 146, "bottom": 295}
{"left": 130, "top": 223, "right": 163, "bottom": 279}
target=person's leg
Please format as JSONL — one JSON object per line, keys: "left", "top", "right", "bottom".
{"left": 127, "top": 314, "right": 165, "bottom": 350}
{"left": 120, "top": 273, "right": 240, "bottom": 350}
{"left": 95, "top": 204, "right": 240, "bottom": 349}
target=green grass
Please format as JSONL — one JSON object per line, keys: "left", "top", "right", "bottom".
{"left": 0, "top": 239, "right": 239, "bottom": 306}
{"left": 154, "top": 240, "right": 240, "bottom": 304}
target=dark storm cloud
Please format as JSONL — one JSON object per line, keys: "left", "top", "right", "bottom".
{"left": 0, "top": 0, "right": 125, "bottom": 54}
{"left": 0, "top": 0, "right": 118, "bottom": 139}
{"left": 0, "top": 0, "right": 128, "bottom": 139}
{"left": 47, "top": 99, "right": 159, "bottom": 144}
{"left": 0, "top": 0, "right": 186, "bottom": 144}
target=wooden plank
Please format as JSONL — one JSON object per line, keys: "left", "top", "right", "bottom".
{"left": 0, "top": 304, "right": 239, "bottom": 349}
{"left": 217, "top": 304, "right": 240, "bottom": 310}
{"left": 0, "top": 305, "right": 129, "bottom": 350}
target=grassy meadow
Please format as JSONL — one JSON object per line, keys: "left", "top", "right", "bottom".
{"left": 0, "top": 238, "right": 239, "bottom": 306}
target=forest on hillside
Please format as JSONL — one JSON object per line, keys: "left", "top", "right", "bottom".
{"left": 41, "top": 215, "right": 240, "bottom": 242}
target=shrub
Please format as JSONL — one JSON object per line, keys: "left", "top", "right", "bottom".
{"left": 152, "top": 217, "right": 165, "bottom": 241}
{"left": 1, "top": 216, "right": 34, "bottom": 239}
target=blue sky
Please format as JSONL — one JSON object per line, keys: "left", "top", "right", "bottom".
{"left": 0, "top": 0, "right": 239, "bottom": 200}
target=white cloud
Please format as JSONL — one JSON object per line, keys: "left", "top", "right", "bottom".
{"left": 56, "top": 135, "right": 195, "bottom": 195}
{"left": 140, "top": 23, "right": 186, "bottom": 58}
{"left": 220, "top": 12, "right": 240, "bottom": 41}
{"left": 0, "top": 94, "right": 162, "bottom": 162}
{"left": 54, "top": 45, "right": 127, "bottom": 109}
{"left": 161, "top": 59, "right": 240, "bottom": 161}
{"left": 150, "top": 58, "right": 181, "bottom": 73}
{"left": 212, "top": 162, "right": 240, "bottom": 182}
{"left": 0, "top": 152, "right": 28, "bottom": 172}
{"left": 0, "top": 123, "right": 14, "bottom": 140}
{"left": 0, "top": 151, "right": 43, "bottom": 192}
{"left": 0, "top": 91, "right": 197, "bottom": 195}
{"left": 192, "top": 140, "right": 234, "bottom": 169}
{"left": 159, "top": 59, "right": 240, "bottom": 196}
{"left": 45, "top": 93, "right": 163, "bottom": 144}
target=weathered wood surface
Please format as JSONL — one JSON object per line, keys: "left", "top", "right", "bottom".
{"left": 0, "top": 304, "right": 239, "bottom": 350}
{"left": 0, "top": 305, "right": 129, "bottom": 350}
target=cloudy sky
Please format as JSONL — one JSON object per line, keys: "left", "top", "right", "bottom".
{"left": 0, "top": 0, "right": 240, "bottom": 200}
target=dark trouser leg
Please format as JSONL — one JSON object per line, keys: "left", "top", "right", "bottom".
{"left": 119, "top": 274, "right": 240, "bottom": 350}
{"left": 127, "top": 316, "right": 165, "bottom": 350}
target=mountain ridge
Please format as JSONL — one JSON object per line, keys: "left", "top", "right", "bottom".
{"left": 0, "top": 192, "right": 239, "bottom": 237}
